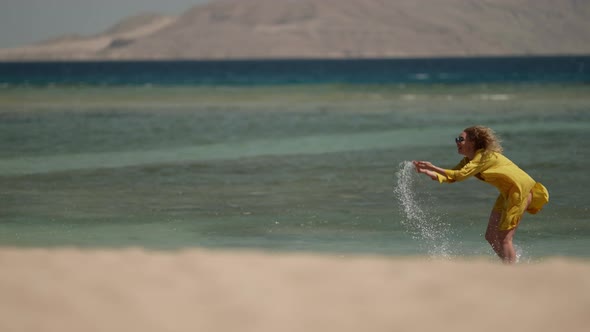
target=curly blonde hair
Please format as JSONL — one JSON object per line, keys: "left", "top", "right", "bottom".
{"left": 464, "top": 125, "right": 503, "bottom": 153}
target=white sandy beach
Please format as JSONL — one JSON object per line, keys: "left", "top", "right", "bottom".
{"left": 1, "top": 248, "right": 589, "bottom": 332}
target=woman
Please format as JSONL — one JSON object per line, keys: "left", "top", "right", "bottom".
{"left": 413, "top": 125, "right": 549, "bottom": 264}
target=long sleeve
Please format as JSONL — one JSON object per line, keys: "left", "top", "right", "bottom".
{"left": 436, "top": 151, "right": 490, "bottom": 183}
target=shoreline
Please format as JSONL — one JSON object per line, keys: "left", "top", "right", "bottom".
{"left": 1, "top": 53, "right": 590, "bottom": 62}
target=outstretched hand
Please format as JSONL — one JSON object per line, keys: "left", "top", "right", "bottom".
{"left": 412, "top": 160, "right": 439, "bottom": 181}
{"left": 413, "top": 160, "right": 434, "bottom": 171}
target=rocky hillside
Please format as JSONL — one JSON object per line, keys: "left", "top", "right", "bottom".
{"left": 1, "top": 0, "right": 589, "bottom": 60}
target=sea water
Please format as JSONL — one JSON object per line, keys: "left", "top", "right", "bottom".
{"left": 1, "top": 57, "right": 589, "bottom": 260}
{"left": 394, "top": 161, "right": 454, "bottom": 258}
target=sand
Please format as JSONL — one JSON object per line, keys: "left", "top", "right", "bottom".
{"left": 1, "top": 248, "right": 589, "bottom": 332}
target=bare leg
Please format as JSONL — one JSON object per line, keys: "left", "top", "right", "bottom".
{"left": 484, "top": 192, "right": 532, "bottom": 264}
{"left": 485, "top": 214, "right": 518, "bottom": 264}
{"left": 497, "top": 228, "right": 518, "bottom": 264}
{"left": 485, "top": 210, "right": 504, "bottom": 259}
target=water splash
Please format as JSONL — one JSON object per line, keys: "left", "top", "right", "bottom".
{"left": 393, "top": 161, "right": 454, "bottom": 258}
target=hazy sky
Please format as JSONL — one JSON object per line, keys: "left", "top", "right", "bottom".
{"left": 0, "top": 0, "right": 210, "bottom": 48}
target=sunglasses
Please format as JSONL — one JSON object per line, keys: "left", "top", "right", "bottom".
{"left": 455, "top": 136, "right": 465, "bottom": 143}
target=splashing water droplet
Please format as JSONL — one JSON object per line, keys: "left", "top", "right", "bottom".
{"left": 393, "top": 161, "right": 454, "bottom": 258}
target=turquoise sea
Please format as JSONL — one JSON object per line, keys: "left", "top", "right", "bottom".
{"left": 1, "top": 57, "right": 589, "bottom": 261}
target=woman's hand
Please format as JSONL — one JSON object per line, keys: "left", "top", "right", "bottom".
{"left": 413, "top": 161, "right": 439, "bottom": 181}
{"left": 413, "top": 160, "right": 434, "bottom": 171}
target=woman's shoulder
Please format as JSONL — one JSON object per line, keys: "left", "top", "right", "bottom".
{"left": 475, "top": 149, "right": 505, "bottom": 164}
{"left": 479, "top": 149, "right": 503, "bottom": 157}
{"left": 480, "top": 149, "right": 515, "bottom": 165}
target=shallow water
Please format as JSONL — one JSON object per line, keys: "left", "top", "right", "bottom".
{"left": 1, "top": 59, "right": 589, "bottom": 260}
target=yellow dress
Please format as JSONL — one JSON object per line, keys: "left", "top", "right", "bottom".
{"left": 435, "top": 149, "right": 549, "bottom": 230}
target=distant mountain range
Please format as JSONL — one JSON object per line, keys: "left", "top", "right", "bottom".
{"left": 1, "top": 0, "right": 589, "bottom": 61}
